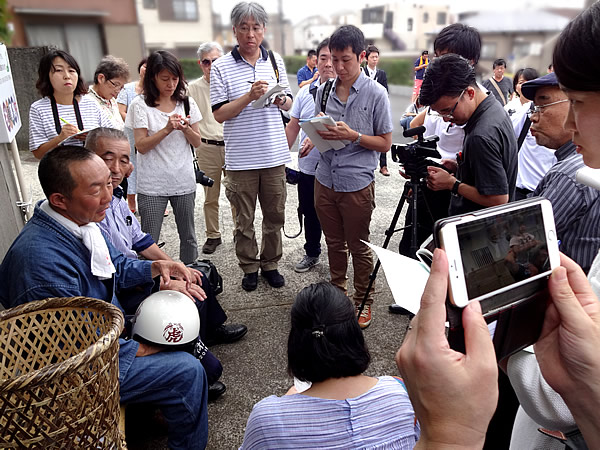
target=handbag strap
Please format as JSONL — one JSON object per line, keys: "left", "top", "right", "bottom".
{"left": 267, "top": 50, "right": 279, "bottom": 83}
{"left": 320, "top": 79, "right": 333, "bottom": 113}
{"left": 50, "top": 95, "right": 84, "bottom": 135}
{"left": 488, "top": 77, "right": 507, "bottom": 106}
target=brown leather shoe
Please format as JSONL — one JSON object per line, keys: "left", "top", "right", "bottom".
{"left": 202, "top": 237, "right": 222, "bottom": 254}
{"left": 380, "top": 166, "right": 390, "bottom": 176}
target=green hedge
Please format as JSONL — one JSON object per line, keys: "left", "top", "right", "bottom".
{"left": 181, "top": 58, "right": 202, "bottom": 81}
{"left": 182, "top": 56, "right": 414, "bottom": 86}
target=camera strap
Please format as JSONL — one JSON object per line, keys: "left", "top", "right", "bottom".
{"left": 320, "top": 79, "right": 333, "bottom": 113}
{"left": 183, "top": 97, "right": 202, "bottom": 175}
{"left": 50, "top": 95, "right": 84, "bottom": 135}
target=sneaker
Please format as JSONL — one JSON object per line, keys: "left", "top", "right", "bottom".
{"left": 261, "top": 269, "right": 285, "bottom": 288}
{"left": 356, "top": 304, "right": 372, "bottom": 329}
{"left": 202, "top": 237, "right": 222, "bottom": 254}
{"left": 242, "top": 272, "right": 258, "bottom": 291}
{"left": 294, "top": 255, "right": 320, "bottom": 273}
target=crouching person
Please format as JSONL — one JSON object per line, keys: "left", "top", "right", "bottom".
{"left": 0, "top": 145, "right": 208, "bottom": 449}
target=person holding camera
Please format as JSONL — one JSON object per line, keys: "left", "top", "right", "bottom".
{"left": 421, "top": 54, "right": 517, "bottom": 216}
{"left": 126, "top": 50, "right": 202, "bottom": 265}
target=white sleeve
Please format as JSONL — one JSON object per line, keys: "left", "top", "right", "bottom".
{"left": 130, "top": 99, "right": 149, "bottom": 130}
{"left": 29, "top": 102, "right": 50, "bottom": 151}
{"left": 506, "top": 350, "right": 577, "bottom": 431}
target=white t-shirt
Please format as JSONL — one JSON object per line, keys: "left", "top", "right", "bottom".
{"left": 422, "top": 114, "right": 464, "bottom": 161}
{"left": 28, "top": 95, "right": 113, "bottom": 151}
{"left": 126, "top": 95, "right": 202, "bottom": 196}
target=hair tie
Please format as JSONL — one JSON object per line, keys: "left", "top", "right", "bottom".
{"left": 311, "top": 325, "right": 325, "bottom": 338}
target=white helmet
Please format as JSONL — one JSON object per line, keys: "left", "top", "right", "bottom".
{"left": 132, "top": 290, "right": 200, "bottom": 346}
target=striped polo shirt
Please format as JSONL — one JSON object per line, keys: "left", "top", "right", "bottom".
{"left": 533, "top": 141, "right": 600, "bottom": 273}
{"left": 28, "top": 95, "right": 113, "bottom": 151}
{"left": 210, "top": 45, "right": 292, "bottom": 171}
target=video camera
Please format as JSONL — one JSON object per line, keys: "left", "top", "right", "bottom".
{"left": 391, "top": 126, "right": 441, "bottom": 179}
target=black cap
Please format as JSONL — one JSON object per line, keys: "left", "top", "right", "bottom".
{"left": 521, "top": 72, "right": 559, "bottom": 100}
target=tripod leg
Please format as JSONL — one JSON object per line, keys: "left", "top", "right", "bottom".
{"left": 356, "top": 182, "right": 411, "bottom": 321}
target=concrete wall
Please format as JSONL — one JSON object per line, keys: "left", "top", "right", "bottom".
{"left": 8, "top": 46, "right": 48, "bottom": 152}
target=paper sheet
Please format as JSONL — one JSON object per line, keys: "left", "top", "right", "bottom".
{"left": 364, "top": 241, "right": 430, "bottom": 315}
{"left": 252, "top": 83, "right": 287, "bottom": 108}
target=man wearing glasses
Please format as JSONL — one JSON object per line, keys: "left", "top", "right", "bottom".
{"left": 188, "top": 42, "right": 234, "bottom": 255}
{"left": 210, "top": 2, "right": 292, "bottom": 291}
{"left": 521, "top": 72, "right": 600, "bottom": 273}
{"left": 422, "top": 54, "right": 517, "bottom": 216}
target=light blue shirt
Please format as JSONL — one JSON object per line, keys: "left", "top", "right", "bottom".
{"left": 314, "top": 71, "right": 393, "bottom": 192}
{"left": 290, "top": 79, "right": 322, "bottom": 175}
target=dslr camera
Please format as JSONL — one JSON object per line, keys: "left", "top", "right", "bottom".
{"left": 196, "top": 169, "right": 214, "bottom": 187}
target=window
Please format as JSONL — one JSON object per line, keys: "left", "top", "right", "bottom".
{"left": 423, "top": 12, "right": 429, "bottom": 23}
{"left": 362, "top": 6, "right": 384, "bottom": 24}
{"left": 437, "top": 12, "right": 447, "bottom": 25}
{"left": 513, "top": 42, "right": 531, "bottom": 59}
{"left": 158, "top": 0, "right": 198, "bottom": 21}
{"left": 143, "top": 0, "right": 156, "bottom": 8}
{"left": 480, "top": 42, "right": 497, "bottom": 60}
{"left": 407, "top": 18, "right": 413, "bottom": 31}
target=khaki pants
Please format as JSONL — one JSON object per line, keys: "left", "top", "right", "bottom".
{"left": 224, "top": 165, "right": 286, "bottom": 273}
{"left": 315, "top": 180, "right": 376, "bottom": 304}
{"left": 196, "top": 142, "right": 235, "bottom": 239}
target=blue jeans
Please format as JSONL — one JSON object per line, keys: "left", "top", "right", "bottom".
{"left": 120, "top": 350, "right": 208, "bottom": 449}
{"left": 298, "top": 172, "right": 322, "bottom": 258}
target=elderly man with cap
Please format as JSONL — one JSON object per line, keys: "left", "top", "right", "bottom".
{"left": 521, "top": 72, "right": 600, "bottom": 273}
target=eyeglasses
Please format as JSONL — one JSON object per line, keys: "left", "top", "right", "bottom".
{"left": 428, "top": 89, "right": 466, "bottom": 120}
{"left": 201, "top": 58, "right": 219, "bottom": 66}
{"left": 107, "top": 79, "right": 123, "bottom": 91}
{"left": 526, "top": 99, "right": 569, "bottom": 118}
{"left": 237, "top": 25, "right": 264, "bottom": 34}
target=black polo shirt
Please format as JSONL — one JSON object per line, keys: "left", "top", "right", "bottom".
{"left": 449, "top": 95, "right": 517, "bottom": 216}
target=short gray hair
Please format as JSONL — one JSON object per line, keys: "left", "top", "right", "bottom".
{"left": 231, "top": 2, "right": 268, "bottom": 28}
{"left": 197, "top": 42, "right": 224, "bottom": 60}
{"left": 85, "top": 127, "right": 128, "bottom": 152}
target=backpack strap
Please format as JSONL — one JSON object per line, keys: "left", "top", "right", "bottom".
{"left": 267, "top": 50, "right": 279, "bottom": 83}
{"left": 517, "top": 116, "right": 531, "bottom": 151}
{"left": 320, "top": 79, "right": 334, "bottom": 114}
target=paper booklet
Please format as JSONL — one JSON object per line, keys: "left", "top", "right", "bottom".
{"left": 252, "top": 83, "right": 287, "bottom": 108}
{"left": 58, "top": 127, "right": 98, "bottom": 145}
{"left": 299, "top": 115, "right": 347, "bottom": 152}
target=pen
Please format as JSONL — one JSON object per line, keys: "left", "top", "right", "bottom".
{"left": 59, "top": 117, "right": 70, "bottom": 125}
{"left": 247, "top": 81, "right": 254, "bottom": 84}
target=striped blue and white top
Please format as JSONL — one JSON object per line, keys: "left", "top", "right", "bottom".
{"left": 210, "top": 46, "right": 292, "bottom": 171}
{"left": 28, "top": 95, "right": 113, "bottom": 151}
{"left": 239, "top": 376, "right": 419, "bottom": 449}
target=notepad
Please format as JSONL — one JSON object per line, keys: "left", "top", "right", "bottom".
{"left": 299, "top": 115, "right": 347, "bottom": 152}
{"left": 252, "top": 84, "right": 287, "bottom": 108}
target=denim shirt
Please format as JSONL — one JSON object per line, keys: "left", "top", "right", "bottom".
{"left": 0, "top": 202, "right": 157, "bottom": 382}
{"left": 314, "top": 71, "right": 393, "bottom": 192}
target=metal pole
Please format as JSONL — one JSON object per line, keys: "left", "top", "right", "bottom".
{"left": 278, "top": 0, "right": 285, "bottom": 55}
{"left": 9, "top": 139, "right": 32, "bottom": 220}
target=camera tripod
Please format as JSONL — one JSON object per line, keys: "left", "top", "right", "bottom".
{"left": 356, "top": 171, "right": 435, "bottom": 320}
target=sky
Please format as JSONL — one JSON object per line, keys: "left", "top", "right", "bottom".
{"left": 213, "top": 0, "right": 585, "bottom": 25}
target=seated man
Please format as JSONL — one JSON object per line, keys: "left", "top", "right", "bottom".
{"left": 521, "top": 73, "right": 600, "bottom": 273}
{"left": 0, "top": 146, "right": 208, "bottom": 449}
{"left": 86, "top": 127, "right": 247, "bottom": 346}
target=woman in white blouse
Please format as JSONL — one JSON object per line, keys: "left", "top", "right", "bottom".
{"left": 126, "top": 50, "right": 202, "bottom": 264}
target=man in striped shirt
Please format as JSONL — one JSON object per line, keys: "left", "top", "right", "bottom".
{"left": 210, "top": 1, "right": 292, "bottom": 292}
{"left": 522, "top": 73, "right": 600, "bottom": 273}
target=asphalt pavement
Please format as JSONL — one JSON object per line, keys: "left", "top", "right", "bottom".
{"left": 16, "top": 77, "right": 416, "bottom": 449}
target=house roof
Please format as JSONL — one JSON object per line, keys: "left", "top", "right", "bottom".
{"left": 460, "top": 10, "right": 570, "bottom": 33}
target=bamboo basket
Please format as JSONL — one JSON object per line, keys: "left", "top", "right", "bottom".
{"left": 0, "top": 296, "right": 124, "bottom": 448}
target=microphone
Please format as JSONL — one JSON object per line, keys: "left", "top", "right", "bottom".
{"left": 576, "top": 166, "right": 600, "bottom": 191}
{"left": 403, "top": 126, "right": 426, "bottom": 138}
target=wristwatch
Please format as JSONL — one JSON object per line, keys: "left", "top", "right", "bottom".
{"left": 451, "top": 179, "right": 461, "bottom": 196}
{"left": 354, "top": 132, "right": 362, "bottom": 145}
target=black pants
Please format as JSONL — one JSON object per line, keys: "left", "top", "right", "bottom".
{"left": 380, "top": 151, "right": 388, "bottom": 168}
{"left": 399, "top": 186, "right": 451, "bottom": 259}
{"left": 298, "top": 172, "right": 322, "bottom": 258}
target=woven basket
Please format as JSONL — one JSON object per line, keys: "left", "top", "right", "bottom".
{"left": 0, "top": 296, "right": 124, "bottom": 448}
